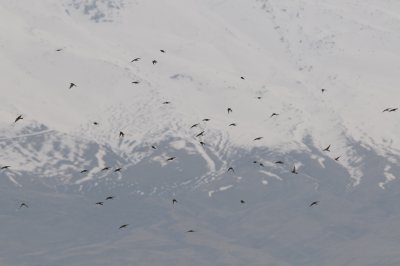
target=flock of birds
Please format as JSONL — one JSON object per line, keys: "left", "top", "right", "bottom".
{"left": 2, "top": 47, "right": 398, "bottom": 233}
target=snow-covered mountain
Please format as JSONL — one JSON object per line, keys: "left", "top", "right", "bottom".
{"left": 1, "top": 0, "right": 400, "bottom": 265}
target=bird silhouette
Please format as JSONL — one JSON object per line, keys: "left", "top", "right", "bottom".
{"left": 323, "top": 145, "right": 331, "bottom": 152}
{"left": 275, "top": 161, "right": 284, "bottom": 164}
{"left": 1, "top": 166, "right": 10, "bottom": 170}
{"left": 383, "top": 108, "right": 392, "bottom": 112}
{"left": 334, "top": 156, "right": 341, "bottom": 161}
{"left": 163, "top": 101, "right": 171, "bottom": 104}
{"left": 93, "top": 122, "right": 99, "bottom": 125}
{"left": 69, "top": 83, "right": 77, "bottom": 89}
{"left": 55, "top": 48, "right": 63, "bottom": 52}
{"left": 227, "top": 108, "right": 232, "bottom": 114}
{"left": 291, "top": 165, "right": 298, "bottom": 174}
{"left": 227, "top": 167, "right": 235, "bottom": 173}
{"left": 19, "top": 203, "right": 29, "bottom": 208}
{"left": 101, "top": 167, "right": 110, "bottom": 171}
{"left": 14, "top": 115, "right": 23, "bottom": 123}
{"left": 309, "top": 201, "right": 319, "bottom": 207}
{"left": 160, "top": 49, "right": 165, "bottom": 53}
{"left": 228, "top": 123, "right": 237, "bottom": 126}
{"left": 253, "top": 160, "right": 258, "bottom": 164}
{"left": 270, "top": 113, "right": 279, "bottom": 117}
{"left": 202, "top": 118, "right": 210, "bottom": 122}
{"left": 253, "top": 137, "right": 263, "bottom": 141}
{"left": 152, "top": 60, "right": 158, "bottom": 65}
{"left": 191, "top": 123, "right": 199, "bottom": 128}
{"left": 241, "top": 76, "right": 245, "bottom": 80}
{"left": 172, "top": 198, "right": 177, "bottom": 205}
{"left": 389, "top": 108, "right": 398, "bottom": 112}
{"left": 166, "top": 157, "right": 176, "bottom": 161}
{"left": 151, "top": 145, "right": 157, "bottom": 149}
{"left": 200, "top": 141, "right": 206, "bottom": 146}
{"left": 187, "top": 230, "right": 196, "bottom": 233}
{"left": 114, "top": 168, "right": 122, "bottom": 172}
{"left": 106, "top": 196, "right": 115, "bottom": 200}
{"left": 96, "top": 202, "right": 104, "bottom": 206}
{"left": 119, "top": 131, "right": 125, "bottom": 137}
{"left": 259, "top": 163, "right": 264, "bottom": 167}
{"left": 131, "top": 58, "right": 140, "bottom": 62}
{"left": 119, "top": 224, "right": 129, "bottom": 229}
{"left": 240, "top": 200, "right": 246, "bottom": 204}
{"left": 80, "top": 169, "right": 88, "bottom": 173}
{"left": 196, "top": 131, "right": 205, "bottom": 137}
{"left": 256, "top": 96, "right": 262, "bottom": 99}
{"left": 132, "top": 81, "right": 140, "bottom": 84}
{"left": 321, "top": 89, "right": 326, "bottom": 93}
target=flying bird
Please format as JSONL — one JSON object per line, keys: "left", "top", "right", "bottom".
{"left": 291, "top": 165, "right": 298, "bottom": 174}
{"left": 253, "top": 137, "right": 263, "bottom": 141}
{"left": 14, "top": 115, "right": 23, "bottom": 123}
{"left": 270, "top": 113, "right": 279, "bottom": 117}
{"left": 151, "top": 145, "right": 157, "bottom": 149}
{"left": 163, "top": 101, "right": 171, "bottom": 104}
{"left": 69, "top": 83, "right": 77, "bottom": 89}
{"left": 240, "top": 200, "right": 246, "bottom": 204}
{"left": 160, "top": 49, "right": 165, "bottom": 53}
{"left": 96, "top": 202, "right": 104, "bottom": 206}
{"left": 259, "top": 163, "right": 264, "bottom": 167}
{"left": 256, "top": 96, "right": 262, "bottom": 100}
{"left": 152, "top": 60, "right": 158, "bottom": 65}
{"left": 131, "top": 81, "right": 140, "bottom": 84}
{"left": 227, "top": 167, "right": 235, "bottom": 173}
{"left": 191, "top": 123, "right": 199, "bottom": 128}
{"left": 93, "top": 122, "right": 99, "bottom": 125}
{"left": 275, "top": 161, "right": 284, "bottom": 164}
{"left": 196, "top": 131, "right": 205, "bottom": 137}
{"left": 19, "top": 203, "right": 29, "bottom": 208}
{"left": 1, "top": 166, "right": 10, "bottom": 170}
{"left": 131, "top": 58, "right": 140, "bottom": 62}
{"left": 202, "top": 118, "right": 210, "bottom": 122}
{"left": 55, "top": 48, "right": 63, "bottom": 52}
{"left": 106, "top": 196, "right": 115, "bottom": 200}
{"left": 241, "top": 76, "right": 245, "bottom": 80}
{"left": 187, "top": 230, "right": 196, "bottom": 233}
{"left": 114, "top": 168, "right": 122, "bottom": 172}
{"left": 101, "top": 167, "right": 110, "bottom": 171}
{"left": 119, "top": 131, "right": 125, "bottom": 137}
{"left": 321, "top": 89, "right": 326, "bottom": 93}
{"left": 80, "top": 169, "right": 88, "bottom": 173}
{"left": 323, "top": 145, "right": 331, "bottom": 152}
{"left": 389, "top": 108, "right": 398, "bottom": 112}
{"left": 200, "top": 141, "right": 206, "bottom": 146}
{"left": 119, "top": 224, "right": 129, "bottom": 229}
{"left": 309, "top": 201, "right": 319, "bottom": 207}
{"left": 334, "top": 156, "right": 341, "bottom": 161}
{"left": 227, "top": 108, "right": 232, "bottom": 114}
{"left": 228, "top": 123, "right": 237, "bottom": 126}
{"left": 253, "top": 160, "right": 258, "bottom": 164}
{"left": 172, "top": 198, "right": 177, "bottom": 205}
{"left": 166, "top": 157, "right": 176, "bottom": 161}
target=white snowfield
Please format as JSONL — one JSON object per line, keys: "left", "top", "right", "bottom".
{"left": 0, "top": 0, "right": 400, "bottom": 265}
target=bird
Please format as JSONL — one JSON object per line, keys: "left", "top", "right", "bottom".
{"left": 383, "top": 108, "right": 392, "bottom": 112}
{"left": 172, "top": 198, "right": 177, "bottom": 205}
{"left": 228, "top": 123, "right": 237, "bottom": 126}
{"left": 240, "top": 200, "right": 246, "bottom": 204}
{"left": 200, "top": 141, "right": 206, "bottom": 146}
{"left": 19, "top": 203, "right": 29, "bottom": 208}
{"left": 253, "top": 137, "right": 263, "bottom": 141}
{"left": 119, "top": 224, "right": 129, "bottom": 229}
{"left": 202, "top": 118, "right": 210, "bottom": 122}
{"left": 256, "top": 96, "right": 262, "bottom": 100}
{"left": 166, "top": 157, "right": 176, "bottom": 161}
{"left": 114, "top": 168, "right": 122, "bottom": 172}
{"left": 270, "top": 113, "right": 279, "bottom": 117}
{"left": 55, "top": 48, "right": 63, "bottom": 52}
{"left": 321, "top": 89, "right": 326, "bottom": 93}
{"left": 80, "top": 169, "right": 88, "bottom": 173}
{"left": 93, "top": 122, "right": 99, "bottom": 125}
{"left": 259, "top": 163, "right": 264, "bottom": 167}
{"left": 186, "top": 230, "right": 196, "bottom": 233}
{"left": 163, "top": 101, "right": 171, "bottom": 104}
{"left": 275, "top": 161, "right": 284, "bottom": 164}
{"left": 323, "top": 145, "right": 331, "bottom": 152}
{"left": 69, "top": 83, "right": 77, "bottom": 89}
{"left": 191, "top": 123, "right": 199, "bottom": 128}
{"left": 253, "top": 160, "right": 258, "bottom": 164}
{"left": 14, "top": 115, "right": 23, "bottom": 123}
{"left": 389, "top": 108, "right": 398, "bottom": 112}
{"left": 334, "top": 156, "right": 341, "bottom": 161}
{"left": 240, "top": 76, "right": 245, "bottom": 80}
{"left": 160, "top": 49, "right": 165, "bottom": 53}
{"left": 1, "top": 166, "right": 10, "bottom": 170}
{"left": 96, "top": 202, "right": 104, "bottom": 206}
{"left": 152, "top": 60, "right": 158, "bottom": 65}
{"left": 309, "top": 201, "right": 319, "bottom": 207}
{"left": 101, "top": 167, "right": 110, "bottom": 171}
{"left": 291, "top": 165, "right": 298, "bottom": 174}
{"left": 196, "top": 131, "right": 205, "bottom": 137}
{"left": 119, "top": 131, "right": 125, "bottom": 137}
{"left": 131, "top": 81, "right": 140, "bottom": 84}
{"left": 151, "top": 145, "right": 157, "bottom": 149}
{"left": 227, "top": 167, "right": 235, "bottom": 173}
{"left": 105, "top": 196, "right": 115, "bottom": 200}
{"left": 227, "top": 108, "right": 232, "bottom": 114}
{"left": 131, "top": 58, "right": 140, "bottom": 62}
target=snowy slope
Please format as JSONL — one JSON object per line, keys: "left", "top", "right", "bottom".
{"left": 1, "top": 0, "right": 400, "bottom": 265}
